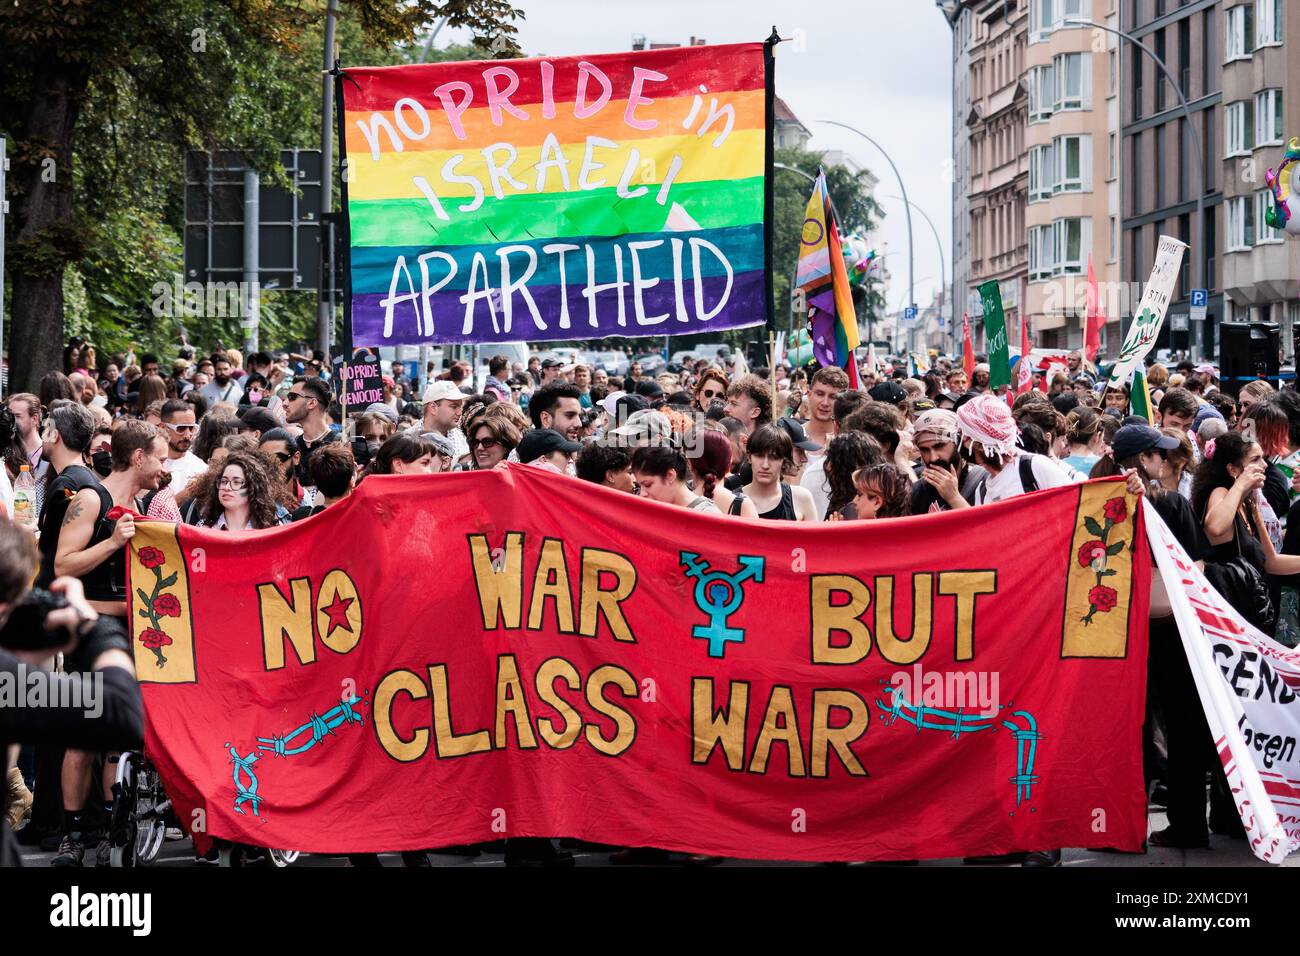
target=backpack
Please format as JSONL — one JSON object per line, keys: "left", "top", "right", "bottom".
{"left": 1018, "top": 455, "right": 1040, "bottom": 494}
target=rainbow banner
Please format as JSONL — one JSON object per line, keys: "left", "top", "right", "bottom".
{"left": 795, "top": 170, "right": 860, "bottom": 387}
{"left": 337, "top": 43, "right": 773, "bottom": 347}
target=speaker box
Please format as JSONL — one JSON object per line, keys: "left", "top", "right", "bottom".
{"left": 1219, "top": 322, "right": 1279, "bottom": 385}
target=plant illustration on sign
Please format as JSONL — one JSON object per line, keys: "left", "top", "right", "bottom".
{"left": 1079, "top": 496, "right": 1129, "bottom": 625}
{"left": 135, "top": 546, "right": 179, "bottom": 667}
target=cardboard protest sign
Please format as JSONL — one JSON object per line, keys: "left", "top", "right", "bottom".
{"left": 130, "top": 471, "right": 1150, "bottom": 861}
{"left": 338, "top": 43, "right": 772, "bottom": 347}
{"left": 335, "top": 356, "right": 383, "bottom": 412}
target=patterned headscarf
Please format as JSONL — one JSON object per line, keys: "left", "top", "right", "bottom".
{"left": 956, "top": 393, "right": 1018, "bottom": 460}
{"left": 911, "top": 408, "right": 959, "bottom": 446}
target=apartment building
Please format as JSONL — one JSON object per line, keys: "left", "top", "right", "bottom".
{"left": 1220, "top": 0, "right": 1298, "bottom": 360}
{"left": 961, "top": 0, "right": 1030, "bottom": 351}
{"left": 1023, "top": 0, "right": 1123, "bottom": 354}
{"left": 1120, "top": 0, "right": 1224, "bottom": 361}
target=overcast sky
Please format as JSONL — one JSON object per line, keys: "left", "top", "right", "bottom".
{"left": 439, "top": 0, "right": 954, "bottom": 313}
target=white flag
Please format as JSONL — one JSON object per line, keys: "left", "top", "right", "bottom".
{"left": 1147, "top": 500, "right": 1300, "bottom": 863}
{"left": 1108, "top": 235, "right": 1187, "bottom": 390}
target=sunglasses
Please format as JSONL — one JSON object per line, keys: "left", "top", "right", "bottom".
{"left": 165, "top": 422, "right": 198, "bottom": 432}
{"left": 271, "top": 451, "right": 293, "bottom": 463}
{"left": 286, "top": 391, "right": 303, "bottom": 402}
{"left": 700, "top": 389, "right": 724, "bottom": 401}
{"left": 469, "top": 437, "right": 500, "bottom": 450}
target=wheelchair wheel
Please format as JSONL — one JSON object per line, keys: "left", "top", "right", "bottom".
{"left": 267, "top": 849, "right": 300, "bottom": 867}
{"left": 108, "top": 752, "right": 139, "bottom": 868}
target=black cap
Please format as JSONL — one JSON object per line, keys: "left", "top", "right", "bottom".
{"left": 540, "top": 358, "right": 563, "bottom": 368}
{"left": 869, "top": 381, "right": 907, "bottom": 405}
{"left": 634, "top": 380, "right": 664, "bottom": 400}
{"left": 1111, "top": 423, "right": 1179, "bottom": 461}
{"left": 517, "top": 428, "right": 582, "bottom": 463}
{"left": 776, "top": 416, "right": 822, "bottom": 451}
{"left": 236, "top": 405, "right": 279, "bottom": 435}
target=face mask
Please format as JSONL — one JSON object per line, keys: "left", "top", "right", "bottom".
{"left": 92, "top": 449, "right": 113, "bottom": 477}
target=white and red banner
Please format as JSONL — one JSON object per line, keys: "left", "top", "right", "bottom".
{"left": 1147, "top": 501, "right": 1300, "bottom": 863}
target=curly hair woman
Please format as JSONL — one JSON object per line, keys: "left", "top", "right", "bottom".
{"left": 822, "top": 431, "right": 885, "bottom": 520}
{"left": 197, "top": 450, "right": 285, "bottom": 529}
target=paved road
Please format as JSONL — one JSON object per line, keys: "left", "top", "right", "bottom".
{"left": 18, "top": 810, "right": 1293, "bottom": 868}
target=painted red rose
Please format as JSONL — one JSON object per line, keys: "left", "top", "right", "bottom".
{"left": 1077, "top": 541, "right": 1107, "bottom": 567}
{"left": 138, "top": 628, "right": 173, "bottom": 650}
{"left": 152, "top": 594, "right": 182, "bottom": 618}
{"left": 139, "top": 547, "right": 166, "bottom": 569}
{"left": 1103, "top": 497, "right": 1127, "bottom": 523}
{"left": 1088, "top": 585, "right": 1118, "bottom": 613}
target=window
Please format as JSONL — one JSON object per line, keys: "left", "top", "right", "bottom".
{"left": 1053, "top": 218, "right": 1090, "bottom": 275}
{"left": 1225, "top": 100, "right": 1254, "bottom": 156}
{"left": 1257, "top": 189, "right": 1282, "bottom": 243}
{"left": 1256, "top": 0, "right": 1282, "bottom": 46}
{"left": 1131, "top": 132, "right": 1143, "bottom": 216}
{"left": 1109, "top": 215, "right": 1118, "bottom": 261}
{"left": 1227, "top": 195, "right": 1254, "bottom": 250}
{"left": 1031, "top": 0, "right": 1054, "bottom": 41}
{"left": 1029, "top": 225, "right": 1054, "bottom": 281}
{"left": 1155, "top": 30, "right": 1167, "bottom": 111}
{"left": 1029, "top": 144, "right": 1055, "bottom": 201}
{"left": 1255, "top": 89, "right": 1283, "bottom": 146}
{"left": 1029, "top": 65, "right": 1054, "bottom": 123}
{"left": 1056, "top": 0, "right": 1088, "bottom": 26}
{"left": 1155, "top": 126, "right": 1165, "bottom": 207}
{"left": 1225, "top": 3, "right": 1255, "bottom": 62}
{"left": 1054, "top": 134, "right": 1091, "bottom": 193}
{"left": 1109, "top": 49, "right": 1118, "bottom": 96}
{"left": 1203, "top": 7, "right": 1216, "bottom": 94}
{"left": 1054, "top": 53, "right": 1089, "bottom": 111}
{"left": 1132, "top": 46, "right": 1143, "bottom": 121}
{"left": 1108, "top": 131, "right": 1117, "bottom": 179}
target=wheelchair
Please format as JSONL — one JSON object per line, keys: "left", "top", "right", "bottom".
{"left": 109, "top": 749, "right": 300, "bottom": 867}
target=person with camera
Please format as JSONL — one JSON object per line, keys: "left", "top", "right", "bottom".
{"left": 49, "top": 420, "right": 165, "bottom": 866}
{"left": 0, "top": 518, "right": 142, "bottom": 868}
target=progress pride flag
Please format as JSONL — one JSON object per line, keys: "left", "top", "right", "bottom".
{"left": 130, "top": 470, "right": 1149, "bottom": 860}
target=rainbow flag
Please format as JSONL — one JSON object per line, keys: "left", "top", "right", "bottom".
{"left": 338, "top": 44, "right": 771, "bottom": 347}
{"left": 796, "top": 170, "right": 860, "bottom": 387}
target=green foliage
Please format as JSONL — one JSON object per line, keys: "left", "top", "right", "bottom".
{"left": 0, "top": 0, "right": 523, "bottom": 370}
{"left": 772, "top": 145, "right": 885, "bottom": 343}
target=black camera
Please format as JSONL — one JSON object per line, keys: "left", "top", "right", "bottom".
{"left": 0, "top": 588, "right": 72, "bottom": 652}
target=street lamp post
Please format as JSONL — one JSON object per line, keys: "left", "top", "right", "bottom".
{"left": 884, "top": 195, "right": 947, "bottom": 358}
{"left": 1065, "top": 17, "right": 1208, "bottom": 361}
{"left": 817, "top": 121, "right": 915, "bottom": 356}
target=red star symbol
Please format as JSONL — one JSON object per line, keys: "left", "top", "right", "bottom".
{"left": 320, "top": 590, "right": 355, "bottom": 638}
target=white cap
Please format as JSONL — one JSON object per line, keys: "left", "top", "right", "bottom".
{"left": 422, "top": 380, "right": 465, "bottom": 403}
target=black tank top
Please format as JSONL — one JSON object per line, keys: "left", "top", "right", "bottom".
{"left": 37, "top": 465, "right": 100, "bottom": 589}
{"left": 80, "top": 485, "right": 128, "bottom": 603}
{"left": 758, "top": 483, "right": 796, "bottom": 521}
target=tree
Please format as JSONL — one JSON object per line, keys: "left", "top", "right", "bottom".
{"left": 0, "top": 0, "right": 523, "bottom": 392}
{"left": 771, "top": 145, "right": 884, "bottom": 350}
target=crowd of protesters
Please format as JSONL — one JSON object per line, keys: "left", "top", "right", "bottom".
{"left": 1, "top": 334, "right": 1293, "bottom": 866}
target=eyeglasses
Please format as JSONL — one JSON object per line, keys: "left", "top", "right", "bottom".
{"left": 469, "top": 437, "right": 500, "bottom": 450}
{"left": 217, "top": 477, "right": 247, "bottom": 490}
{"left": 165, "top": 422, "right": 198, "bottom": 432}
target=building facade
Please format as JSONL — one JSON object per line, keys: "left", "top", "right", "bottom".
{"left": 941, "top": 0, "right": 975, "bottom": 357}
{"left": 1120, "top": 0, "right": 1224, "bottom": 362}
{"left": 957, "top": 0, "right": 1029, "bottom": 352}
{"left": 1024, "top": 1, "right": 1123, "bottom": 355}
{"left": 1220, "top": 0, "right": 1298, "bottom": 361}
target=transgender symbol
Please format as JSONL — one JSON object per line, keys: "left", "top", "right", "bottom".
{"left": 680, "top": 552, "right": 765, "bottom": 658}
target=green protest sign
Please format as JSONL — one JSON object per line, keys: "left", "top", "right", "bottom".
{"left": 978, "top": 280, "right": 1011, "bottom": 389}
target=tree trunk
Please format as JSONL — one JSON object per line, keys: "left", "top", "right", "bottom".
{"left": 8, "top": 65, "right": 89, "bottom": 394}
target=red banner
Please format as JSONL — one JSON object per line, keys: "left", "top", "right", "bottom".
{"left": 128, "top": 469, "right": 1150, "bottom": 861}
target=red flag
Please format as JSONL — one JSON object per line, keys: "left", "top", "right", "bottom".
{"left": 1085, "top": 254, "right": 1105, "bottom": 363}
{"left": 1015, "top": 314, "right": 1033, "bottom": 396}
{"left": 961, "top": 312, "right": 975, "bottom": 378}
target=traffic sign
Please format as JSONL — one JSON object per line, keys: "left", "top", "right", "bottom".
{"left": 1190, "top": 289, "right": 1208, "bottom": 324}
{"left": 904, "top": 306, "right": 917, "bottom": 321}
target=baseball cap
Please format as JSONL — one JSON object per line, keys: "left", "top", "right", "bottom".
{"left": 422, "top": 380, "right": 464, "bottom": 403}
{"left": 540, "top": 357, "right": 563, "bottom": 369}
{"left": 419, "top": 430, "right": 457, "bottom": 458}
{"left": 363, "top": 402, "right": 398, "bottom": 423}
{"left": 598, "top": 390, "right": 627, "bottom": 417}
{"left": 608, "top": 409, "right": 673, "bottom": 446}
{"left": 236, "top": 405, "right": 279, "bottom": 435}
{"left": 516, "top": 428, "right": 582, "bottom": 463}
{"left": 776, "top": 416, "right": 822, "bottom": 451}
{"left": 869, "top": 381, "right": 907, "bottom": 405}
{"left": 1111, "top": 423, "right": 1180, "bottom": 461}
